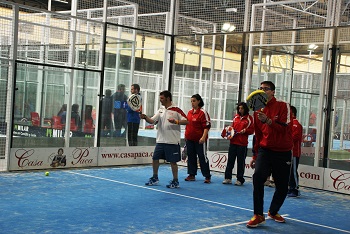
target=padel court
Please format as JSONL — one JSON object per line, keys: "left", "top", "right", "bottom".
{"left": 0, "top": 165, "right": 349, "bottom": 233}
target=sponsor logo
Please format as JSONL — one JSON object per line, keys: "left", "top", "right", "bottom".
{"left": 330, "top": 170, "right": 350, "bottom": 192}
{"left": 15, "top": 149, "right": 43, "bottom": 168}
{"left": 300, "top": 171, "right": 320, "bottom": 180}
{"left": 101, "top": 152, "right": 153, "bottom": 159}
{"left": 210, "top": 153, "right": 227, "bottom": 170}
{"left": 71, "top": 148, "right": 94, "bottom": 165}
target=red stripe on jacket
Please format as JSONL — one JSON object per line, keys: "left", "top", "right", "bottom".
{"left": 253, "top": 97, "right": 293, "bottom": 159}
{"left": 230, "top": 114, "right": 254, "bottom": 146}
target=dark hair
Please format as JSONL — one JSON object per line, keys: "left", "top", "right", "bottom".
{"left": 58, "top": 148, "right": 64, "bottom": 154}
{"left": 236, "top": 102, "right": 249, "bottom": 116}
{"left": 105, "top": 89, "right": 112, "bottom": 97}
{"left": 57, "top": 104, "right": 67, "bottom": 116}
{"left": 261, "top": 81, "right": 275, "bottom": 91}
{"left": 72, "top": 104, "right": 79, "bottom": 112}
{"left": 160, "top": 90, "right": 172, "bottom": 101}
{"left": 117, "top": 84, "right": 125, "bottom": 90}
{"left": 132, "top": 84, "right": 140, "bottom": 93}
{"left": 191, "top": 94, "right": 204, "bottom": 107}
{"left": 291, "top": 105, "right": 297, "bottom": 116}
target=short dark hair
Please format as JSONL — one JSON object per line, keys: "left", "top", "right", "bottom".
{"left": 260, "top": 81, "right": 275, "bottom": 91}
{"left": 160, "top": 90, "right": 172, "bottom": 101}
{"left": 191, "top": 94, "right": 204, "bottom": 107}
{"left": 132, "top": 84, "right": 140, "bottom": 93}
{"left": 236, "top": 102, "right": 249, "bottom": 116}
{"left": 291, "top": 105, "right": 297, "bottom": 116}
{"left": 105, "top": 89, "right": 112, "bottom": 97}
{"left": 117, "top": 84, "right": 125, "bottom": 90}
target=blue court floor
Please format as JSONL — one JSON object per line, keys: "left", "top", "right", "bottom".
{"left": 0, "top": 165, "right": 349, "bottom": 233}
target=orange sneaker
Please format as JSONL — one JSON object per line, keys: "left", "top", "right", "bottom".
{"left": 246, "top": 214, "right": 265, "bottom": 228}
{"left": 184, "top": 175, "right": 196, "bottom": 181}
{"left": 268, "top": 211, "right": 285, "bottom": 223}
{"left": 204, "top": 177, "right": 211, "bottom": 184}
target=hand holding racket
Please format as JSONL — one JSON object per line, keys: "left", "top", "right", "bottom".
{"left": 221, "top": 126, "right": 237, "bottom": 140}
{"left": 246, "top": 90, "right": 268, "bottom": 111}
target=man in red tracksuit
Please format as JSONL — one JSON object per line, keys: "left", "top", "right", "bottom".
{"left": 288, "top": 106, "right": 303, "bottom": 197}
{"left": 247, "top": 81, "right": 293, "bottom": 228}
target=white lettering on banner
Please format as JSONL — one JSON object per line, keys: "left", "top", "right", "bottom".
{"left": 101, "top": 152, "right": 153, "bottom": 159}
{"left": 300, "top": 172, "right": 320, "bottom": 180}
{"left": 71, "top": 148, "right": 93, "bottom": 165}
{"left": 330, "top": 170, "right": 350, "bottom": 192}
{"left": 210, "top": 153, "right": 227, "bottom": 171}
{"left": 15, "top": 149, "right": 43, "bottom": 168}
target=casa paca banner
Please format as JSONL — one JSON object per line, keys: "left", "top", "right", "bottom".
{"left": 9, "top": 147, "right": 98, "bottom": 170}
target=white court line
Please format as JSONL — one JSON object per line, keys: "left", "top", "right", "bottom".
{"left": 67, "top": 171, "right": 350, "bottom": 233}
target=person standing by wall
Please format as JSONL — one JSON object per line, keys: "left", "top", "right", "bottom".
{"left": 288, "top": 105, "right": 303, "bottom": 197}
{"left": 222, "top": 102, "right": 254, "bottom": 186}
{"left": 126, "top": 84, "right": 142, "bottom": 146}
{"left": 247, "top": 81, "right": 293, "bottom": 228}
{"left": 141, "top": 90, "right": 188, "bottom": 189}
{"left": 101, "top": 89, "right": 113, "bottom": 136}
{"left": 184, "top": 94, "right": 212, "bottom": 184}
{"left": 112, "top": 84, "right": 128, "bottom": 137}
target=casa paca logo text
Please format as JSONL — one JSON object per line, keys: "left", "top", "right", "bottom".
{"left": 15, "top": 149, "right": 43, "bottom": 168}
{"left": 71, "top": 148, "right": 93, "bottom": 165}
{"left": 330, "top": 170, "right": 350, "bottom": 192}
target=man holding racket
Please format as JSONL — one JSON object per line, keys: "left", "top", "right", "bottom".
{"left": 141, "top": 91, "right": 188, "bottom": 189}
{"left": 247, "top": 81, "right": 293, "bottom": 228}
{"left": 125, "top": 84, "right": 142, "bottom": 146}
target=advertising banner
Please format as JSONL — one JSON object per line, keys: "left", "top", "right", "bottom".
{"left": 9, "top": 147, "right": 98, "bottom": 170}
{"left": 298, "top": 164, "right": 324, "bottom": 189}
{"left": 323, "top": 168, "right": 350, "bottom": 195}
{"left": 98, "top": 146, "right": 154, "bottom": 166}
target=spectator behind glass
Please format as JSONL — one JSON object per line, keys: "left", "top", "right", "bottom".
{"left": 57, "top": 104, "right": 67, "bottom": 124}
{"left": 112, "top": 84, "right": 128, "bottom": 137}
{"left": 101, "top": 89, "right": 113, "bottom": 136}
{"left": 71, "top": 104, "right": 80, "bottom": 127}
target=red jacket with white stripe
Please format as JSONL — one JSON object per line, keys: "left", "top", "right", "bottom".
{"left": 185, "top": 108, "right": 211, "bottom": 142}
{"left": 292, "top": 117, "right": 303, "bottom": 157}
{"left": 253, "top": 97, "right": 293, "bottom": 159}
{"left": 230, "top": 114, "right": 254, "bottom": 146}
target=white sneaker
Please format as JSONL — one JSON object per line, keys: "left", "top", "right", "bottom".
{"left": 222, "top": 179, "right": 232, "bottom": 184}
{"left": 234, "top": 181, "right": 242, "bottom": 186}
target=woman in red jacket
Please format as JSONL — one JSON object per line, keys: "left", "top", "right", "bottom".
{"left": 222, "top": 102, "right": 254, "bottom": 185}
{"left": 184, "top": 94, "right": 212, "bottom": 183}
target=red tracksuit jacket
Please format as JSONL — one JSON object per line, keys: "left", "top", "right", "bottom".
{"left": 253, "top": 97, "right": 293, "bottom": 159}
{"left": 185, "top": 108, "right": 211, "bottom": 142}
{"left": 230, "top": 113, "right": 254, "bottom": 146}
{"left": 292, "top": 117, "right": 303, "bottom": 157}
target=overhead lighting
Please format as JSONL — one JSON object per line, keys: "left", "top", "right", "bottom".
{"left": 221, "top": 23, "right": 236, "bottom": 32}
{"left": 53, "top": 0, "right": 69, "bottom": 3}
{"left": 308, "top": 44, "right": 318, "bottom": 51}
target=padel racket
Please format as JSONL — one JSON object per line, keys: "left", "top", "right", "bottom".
{"left": 127, "top": 94, "right": 142, "bottom": 112}
{"left": 246, "top": 90, "right": 268, "bottom": 111}
{"left": 221, "top": 126, "right": 236, "bottom": 140}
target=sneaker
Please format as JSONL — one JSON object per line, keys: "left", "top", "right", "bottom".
{"left": 166, "top": 180, "right": 180, "bottom": 188}
{"left": 268, "top": 181, "right": 275, "bottom": 188}
{"left": 246, "top": 214, "right": 265, "bottom": 228}
{"left": 287, "top": 193, "right": 298, "bottom": 198}
{"left": 264, "top": 180, "right": 271, "bottom": 186}
{"left": 184, "top": 175, "right": 196, "bottom": 181}
{"left": 204, "top": 177, "right": 211, "bottom": 184}
{"left": 268, "top": 211, "right": 285, "bottom": 223}
{"left": 234, "top": 180, "right": 242, "bottom": 186}
{"left": 222, "top": 179, "right": 232, "bottom": 184}
{"left": 145, "top": 177, "right": 159, "bottom": 186}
